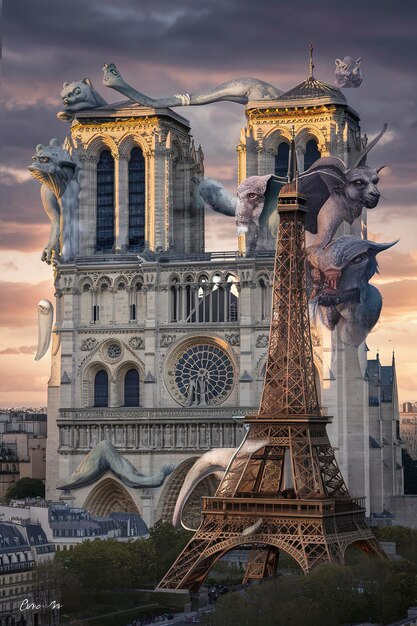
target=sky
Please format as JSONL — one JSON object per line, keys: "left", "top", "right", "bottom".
{"left": 1, "top": 0, "right": 416, "bottom": 407}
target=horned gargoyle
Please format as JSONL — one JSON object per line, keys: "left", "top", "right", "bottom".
{"left": 28, "top": 139, "right": 79, "bottom": 264}
{"left": 200, "top": 125, "right": 387, "bottom": 254}
{"left": 57, "top": 78, "right": 108, "bottom": 121}
{"left": 308, "top": 235, "right": 396, "bottom": 346}
{"left": 335, "top": 56, "right": 363, "bottom": 88}
{"left": 57, "top": 440, "right": 174, "bottom": 490}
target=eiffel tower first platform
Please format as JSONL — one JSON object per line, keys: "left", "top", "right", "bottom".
{"left": 158, "top": 177, "right": 386, "bottom": 591}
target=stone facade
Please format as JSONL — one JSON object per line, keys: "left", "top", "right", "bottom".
{"left": 45, "top": 80, "right": 402, "bottom": 528}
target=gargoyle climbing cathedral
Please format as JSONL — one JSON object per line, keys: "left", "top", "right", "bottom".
{"left": 158, "top": 178, "right": 385, "bottom": 589}
{"left": 29, "top": 54, "right": 402, "bottom": 530}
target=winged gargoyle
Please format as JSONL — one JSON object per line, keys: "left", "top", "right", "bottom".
{"left": 308, "top": 235, "right": 396, "bottom": 346}
{"left": 200, "top": 125, "right": 387, "bottom": 254}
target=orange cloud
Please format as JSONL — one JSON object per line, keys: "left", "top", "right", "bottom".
{"left": 377, "top": 279, "right": 417, "bottom": 319}
{"left": 0, "top": 222, "right": 50, "bottom": 253}
{"left": 0, "top": 280, "right": 52, "bottom": 328}
{"left": 0, "top": 345, "right": 37, "bottom": 355}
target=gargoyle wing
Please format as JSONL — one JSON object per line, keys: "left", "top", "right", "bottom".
{"left": 299, "top": 157, "right": 347, "bottom": 234}
{"left": 198, "top": 179, "right": 237, "bottom": 217}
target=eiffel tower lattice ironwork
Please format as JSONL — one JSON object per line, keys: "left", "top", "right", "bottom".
{"left": 158, "top": 178, "right": 386, "bottom": 592}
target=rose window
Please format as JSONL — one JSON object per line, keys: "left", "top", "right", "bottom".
{"left": 173, "top": 343, "right": 234, "bottom": 406}
{"left": 107, "top": 343, "right": 122, "bottom": 359}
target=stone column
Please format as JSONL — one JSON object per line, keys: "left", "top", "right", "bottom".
{"left": 77, "top": 154, "right": 98, "bottom": 256}
{"left": 114, "top": 155, "right": 129, "bottom": 252}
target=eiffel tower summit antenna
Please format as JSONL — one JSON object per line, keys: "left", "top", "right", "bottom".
{"left": 158, "top": 181, "right": 386, "bottom": 591}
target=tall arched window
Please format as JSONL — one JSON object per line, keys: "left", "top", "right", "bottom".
{"left": 304, "top": 139, "right": 321, "bottom": 171}
{"left": 124, "top": 369, "right": 140, "bottom": 406}
{"left": 275, "top": 142, "right": 290, "bottom": 178}
{"left": 96, "top": 150, "right": 115, "bottom": 251}
{"left": 170, "top": 277, "right": 181, "bottom": 322}
{"left": 128, "top": 147, "right": 145, "bottom": 249}
{"left": 259, "top": 276, "right": 269, "bottom": 321}
{"left": 94, "top": 370, "right": 108, "bottom": 407}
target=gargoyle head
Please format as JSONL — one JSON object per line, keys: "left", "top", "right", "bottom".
{"left": 335, "top": 56, "right": 362, "bottom": 88}
{"left": 28, "top": 139, "right": 76, "bottom": 198}
{"left": 343, "top": 165, "right": 383, "bottom": 212}
{"left": 235, "top": 175, "right": 271, "bottom": 234}
{"left": 57, "top": 78, "right": 107, "bottom": 121}
{"left": 309, "top": 236, "right": 395, "bottom": 307}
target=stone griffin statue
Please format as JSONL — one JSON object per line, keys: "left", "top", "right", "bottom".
{"left": 57, "top": 440, "right": 174, "bottom": 490}
{"left": 335, "top": 56, "right": 363, "bottom": 88}
{"left": 102, "top": 62, "right": 283, "bottom": 106}
{"left": 308, "top": 236, "right": 396, "bottom": 346}
{"left": 200, "top": 125, "right": 387, "bottom": 254}
{"left": 57, "top": 78, "right": 108, "bottom": 121}
{"left": 28, "top": 138, "right": 79, "bottom": 264}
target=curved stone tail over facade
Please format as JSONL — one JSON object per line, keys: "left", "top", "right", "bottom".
{"left": 57, "top": 440, "right": 174, "bottom": 490}
{"left": 103, "top": 63, "right": 283, "bottom": 107}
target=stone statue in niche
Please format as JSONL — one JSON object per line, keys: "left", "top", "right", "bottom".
{"left": 185, "top": 372, "right": 209, "bottom": 407}
{"left": 57, "top": 440, "right": 174, "bottom": 490}
{"left": 28, "top": 138, "right": 79, "bottom": 264}
{"left": 335, "top": 56, "right": 363, "bottom": 88}
{"left": 102, "top": 63, "right": 283, "bottom": 106}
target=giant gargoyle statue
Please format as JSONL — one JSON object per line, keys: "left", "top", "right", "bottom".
{"left": 57, "top": 440, "right": 174, "bottom": 490}
{"left": 57, "top": 78, "right": 108, "bottom": 121}
{"left": 335, "top": 56, "right": 363, "bottom": 88}
{"left": 28, "top": 139, "right": 79, "bottom": 264}
{"left": 200, "top": 125, "right": 387, "bottom": 254}
{"left": 102, "top": 63, "right": 283, "bottom": 106}
{"left": 308, "top": 235, "right": 396, "bottom": 346}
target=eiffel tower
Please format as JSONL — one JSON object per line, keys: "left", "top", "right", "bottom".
{"left": 158, "top": 172, "right": 385, "bottom": 592}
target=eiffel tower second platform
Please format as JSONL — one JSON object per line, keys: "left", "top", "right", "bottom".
{"left": 158, "top": 178, "right": 386, "bottom": 591}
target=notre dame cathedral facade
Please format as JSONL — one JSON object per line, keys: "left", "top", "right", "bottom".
{"left": 46, "top": 74, "right": 403, "bottom": 528}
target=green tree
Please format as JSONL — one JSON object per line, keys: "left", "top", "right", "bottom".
{"left": 5, "top": 477, "right": 45, "bottom": 501}
{"left": 205, "top": 558, "right": 417, "bottom": 626}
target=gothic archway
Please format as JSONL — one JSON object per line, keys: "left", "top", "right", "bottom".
{"left": 83, "top": 477, "right": 140, "bottom": 516}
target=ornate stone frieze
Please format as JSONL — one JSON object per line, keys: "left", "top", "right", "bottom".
{"left": 160, "top": 334, "right": 176, "bottom": 348}
{"left": 57, "top": 418, "right": 246, "bottom": 453}
{"left": 81, "top": 337, "right": 98, "bottom": 351}
{"left": 256, "top": 334, "right": 269, "bottom": 348}
{"left": 225, "top": 333, "right": 240, "bottom": 347}
{"left": 129, "top": 336, "right": 144, "bottom": 350}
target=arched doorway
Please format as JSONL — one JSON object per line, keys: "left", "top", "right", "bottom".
{"left": 83, "top": 477, "right": 140, "bottom": 516}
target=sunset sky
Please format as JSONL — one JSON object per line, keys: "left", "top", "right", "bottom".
{"left": 1, "top": 0, "right": 416, "bottom": 407}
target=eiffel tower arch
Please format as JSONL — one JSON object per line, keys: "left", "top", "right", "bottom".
{"left": 158, "top": 168, "right": 386, "bottom": 592}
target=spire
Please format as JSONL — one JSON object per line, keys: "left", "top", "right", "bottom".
{"left": 392, "top": 350, "right": 396, "bottom": 367}
{"left": 309, "top": 44, "right": 315, "bottom": 78}
{"left": 287, "top": 125, "right": 298, "bottom": 182}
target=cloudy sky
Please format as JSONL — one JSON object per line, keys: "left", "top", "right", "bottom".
{"left": 1, "top": 0, "right": 416, "bottom": 407}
